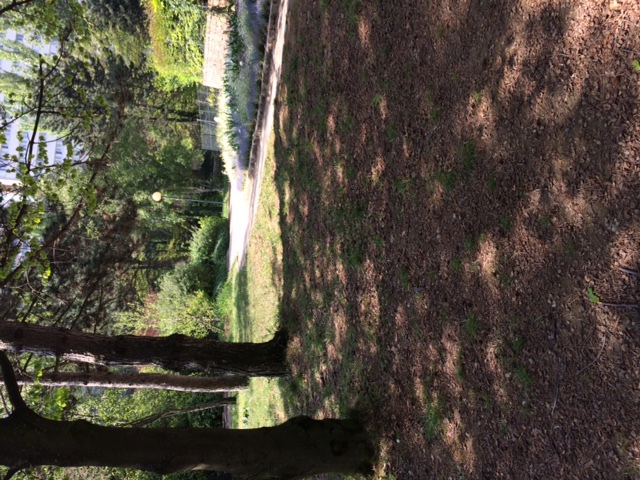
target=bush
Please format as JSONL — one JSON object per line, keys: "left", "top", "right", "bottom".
{"left": 144, "top": 0, "right": 204, "bottom": 86}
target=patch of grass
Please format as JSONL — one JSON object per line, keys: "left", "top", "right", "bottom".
{"left": 345, "top": 243, "right": 365, "bottom": 269}
{"left": 500, "top": 272, "right": 514, "bottom": 288}
{"left": 423, "top": 395, "right": 444, "bottom": 441}
{"left": 463, "top": 235, "right": 477, "bottom": 253}
{"left": 434, "top": 170, "right": 456, "bottom": 191}
{"left": 499, "top": 215, "right": 512, "bottom": 234}
{"left": 430, "top": 107, "right": 441, "bottom": 124}
{"left": 385, "top": 123, "right": 399, "bottom": 143}
{"left": 399, "top": 266, "right": 410, "bottom": 290}
{"left": 513, "top": 364, "right": 532, "bottom": 392}
{"left": 539, "top": 215, "right": 551, "bottom": 230}
{"left": 487, "top": 175, "right": 497, "bottom": 193}
{"left": 512, "top": 334, "right": 525, "bottom": 354}
{"left": 394, "top": 177, "right": 413, "bottom": 192}
{"left": 450, "top": 257, "right": 462, "bottom": 274}
{"left": 464, "top": 314, "right": 479, "bottom": 342}
{"left": 371, "top": 236, "right": 384, "bottom": 248}
{"left": 340, "top": 0, "right": 362, "bottom": 30}
{"left": 564, "top": 242, "right": 576, "bottom": 256}
{"left": 455, "top": 350, "right": 465, "bottom": 380}
{"left": 481, "top": 391, "right": 493, "bottom": 410}
{"left": 459, "top": 140, "right": 476, "bottom": 173}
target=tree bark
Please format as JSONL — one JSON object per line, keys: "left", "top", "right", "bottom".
{"left": 0, "top": 351, "right": 373, "bottom": 480}
{"left": 9, "top": 370, "right": 249, "bottom": 393}
{"left": 0, "top": 321, "right": 289, "bottom": 377}
{"left": 0, "top": 414, "right": 373, "bottom": 479}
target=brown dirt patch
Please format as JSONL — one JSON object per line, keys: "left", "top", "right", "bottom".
{"left": 274, "top": 0, "right": 640, "bottom": 478}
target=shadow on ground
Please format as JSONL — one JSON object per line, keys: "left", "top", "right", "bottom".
{"left": 273, "top": 0, "right": 640, "bottom": 478}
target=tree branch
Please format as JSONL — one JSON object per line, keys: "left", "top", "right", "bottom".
{"left": 122, "top": 398, "right": 236, "bottom": 428}
{"left": 0, "top": 0, "right": 34, "bottom": 17}
{"left": 0, "top": 351, "right": 28, "bottom": 413}
{"left": 3, "top": 467, "right": 21, "bottom": 480}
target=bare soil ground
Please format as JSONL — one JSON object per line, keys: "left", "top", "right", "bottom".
{"left": 273, "top": 0, "right": 640, "bottom": 478}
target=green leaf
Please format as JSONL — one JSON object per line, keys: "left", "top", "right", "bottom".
{"left": 633, "top": 59, "right": 640, "bottom": 73}
{"left": 588, "top": 287, "right": 600, "bottom": 304}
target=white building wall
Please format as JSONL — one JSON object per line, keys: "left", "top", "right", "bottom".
{"left": 0, "top": 28, "right": 65, "bottom": 188}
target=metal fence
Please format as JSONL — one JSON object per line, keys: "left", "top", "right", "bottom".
{"left": 198, "top": 85, "right": 220, "bottom": 151}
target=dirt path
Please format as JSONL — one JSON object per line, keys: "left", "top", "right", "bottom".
{"left": 227, "top": 0, "right": 289, "bottom": 270}
{"left": 275, "top": 1, "right": 640, "bottom": 478}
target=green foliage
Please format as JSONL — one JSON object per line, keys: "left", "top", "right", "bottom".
{"left": 588, "top": 287, "right": 600, "bottom": 303}
{"left": 143, "top": 0, "right": 204, "bottom": 86}
{"left": 107, "top": 119, "right": 202, "bottom": 195}
{"left": 632, "top": 59, "right": 640, "bottom": 73}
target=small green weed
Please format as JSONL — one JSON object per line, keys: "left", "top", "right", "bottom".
{"left": 481, "top": 391, "right": 492, "bottom": 409}
{"left": 564, "top": 242, "right": 576, "bottom": 255}
{"left": 499, "top": 215, "right": 512, "bottom": 233}
{"left": 434, "top": 170, "right": 456, "bottom": 191}
{"left": 513, "top": 364, "right": 532, "bottom": 392}
{"left": 451, "top": 257, "right": 462, "bottom": 274}
{"left": 539, "top": 215, "right": 551, "bottom": 230}
{"left": 632, "top": 59, "right": 640, "bottom": 73}
{"left": 385, "top": 123, "right": 399, "bottom": 142}
{"left": 340, "top": 0, "right": 362, "bottom": 30}
{"left": 371, "top": 236, "right": 384, "bottom": 248}
{"left": 430, "top": 107, "right": 441, "bottom": 124}
{"left": 345, "top": 243, "right": 365, "bottom": 269}
{"left": 471, "top": 91, "right": 483, "bottom": 103}
{"left": 399, "top": 266, "right": 410, "bottom": 290}
{"left": 436, "top": 26, "right": 445, "bottom": 39}
{"left": 423, "top": 396, "right": 444, "bottom": 441}
{"left": 394, "top": 178, "right": 413, "bottom": 192}
{"left": 512, "top": 334, "right": 525, "bottom": 354}
{"left": 487, "top": 175, "right": 497, "bottom": 193}
{"left": 464, "top": 314, "right": 479, "bottom": 341}
{"left": 455, "top": 350, "right": 465, "bottom": 380}
{"left": 459, "top": 140, "right": 476, "bottom": 173}
{"left": 587, "top": 287, "right": 600, "bottom": 304}
{"left": 463, "top": 235, "right": 477, "bottom": 252}
{"left": 372, "top": 93, "right": 384, "bottom": 107}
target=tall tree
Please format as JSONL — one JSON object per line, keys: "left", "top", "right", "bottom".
{"left": 0, "top": 353, "right": 374, "bottom": 479}
{"left": 0, "top": 321, "right": 289, "bottom": 377}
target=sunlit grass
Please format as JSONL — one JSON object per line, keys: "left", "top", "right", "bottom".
{"left": 226, "top": 136, "right": 287, "bottom": 428}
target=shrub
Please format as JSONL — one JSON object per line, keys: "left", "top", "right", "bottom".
{"left": 144, "top": 0, "right": 204, "bottom": 86}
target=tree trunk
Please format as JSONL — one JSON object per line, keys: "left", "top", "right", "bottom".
{"left": 0, "top": 321, "right": 289, "bottom": 377}
{"left": 9, "top": 370, "right": 249, "bottom": 393}
{"left": 0, "top": 351, "right": 373, "bottom": 480}
{"left": 0, "top": 414, "right": 373, "bottom": 479}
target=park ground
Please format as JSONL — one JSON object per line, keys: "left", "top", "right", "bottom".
{"left": 227, "top": 0, "right": 640, "bottom": 478}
